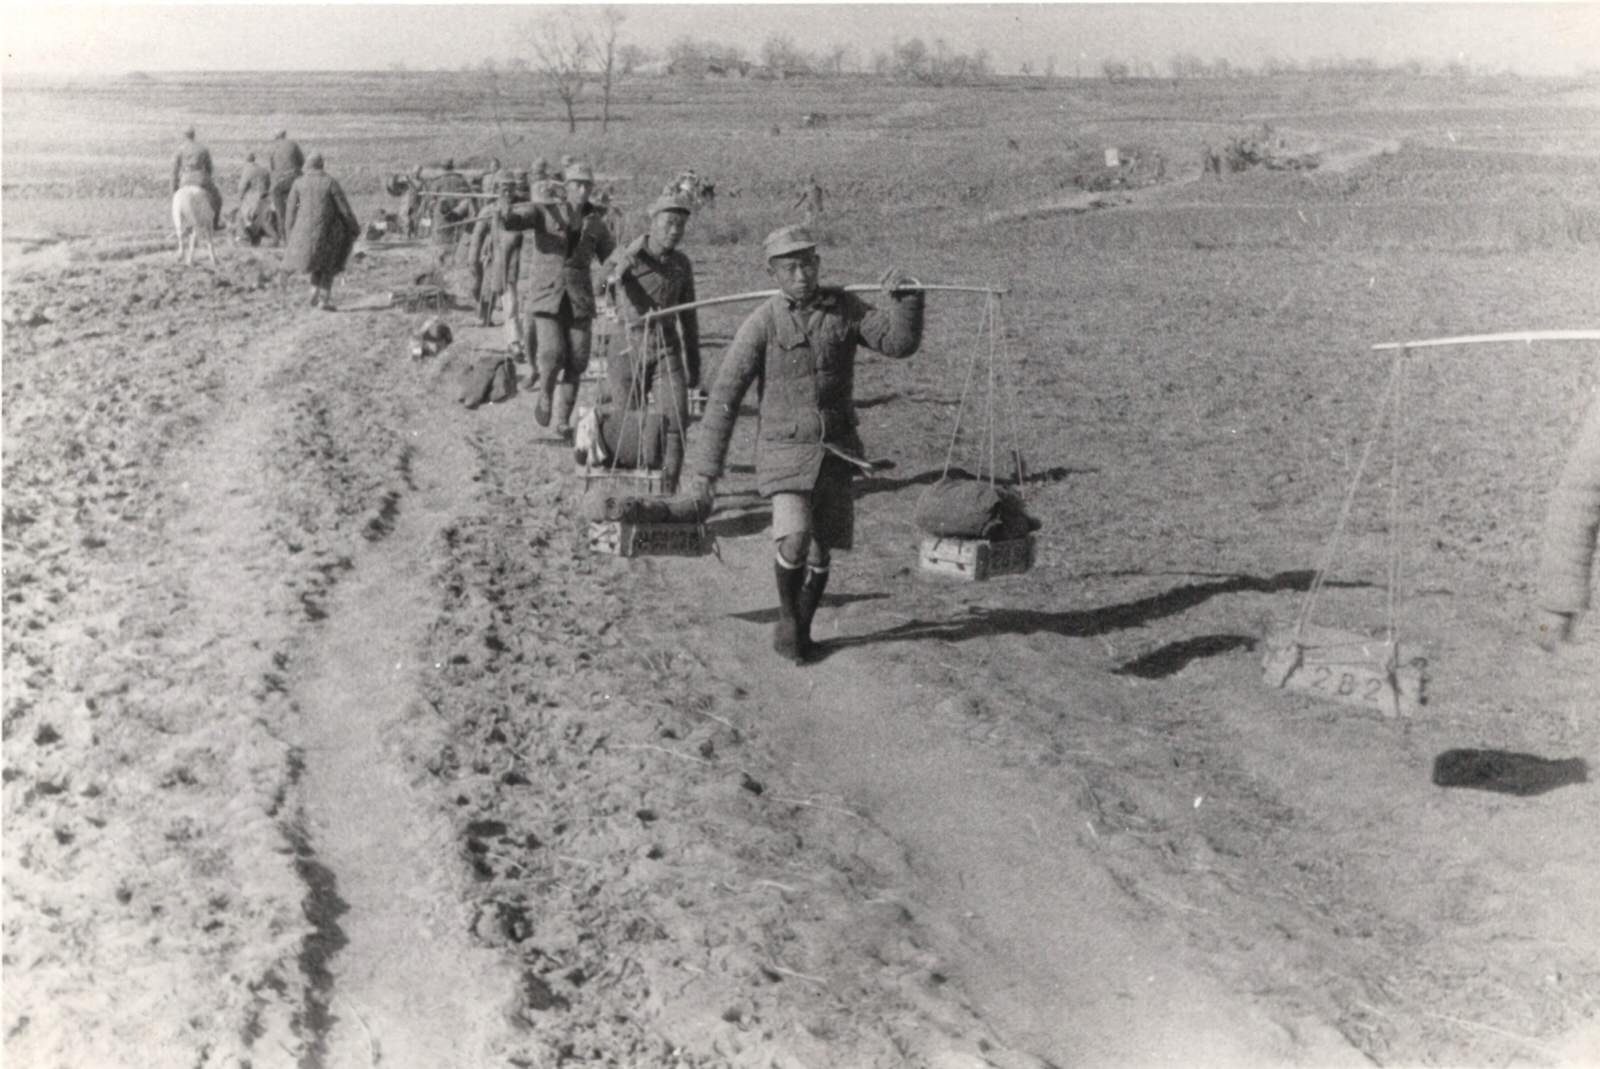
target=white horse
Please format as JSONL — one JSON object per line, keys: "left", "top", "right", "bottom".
{"left": 172, "top": 186, "right": 218, "bottom": 265}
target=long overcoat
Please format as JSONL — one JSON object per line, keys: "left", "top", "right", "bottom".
{"left": 285, "top": 168, "right": 360, "bottom": 278}
{"left": 690, "top": 287, "right": 923, "bottom": 496}
{"left": 467, "top": 208, "right": 524, "bottom": 299}
{"left": 504, "top": 202, "right": 615, "bottom": 319}
{"left": 1539, "top": 385, "right": 1600, "bottom": 613}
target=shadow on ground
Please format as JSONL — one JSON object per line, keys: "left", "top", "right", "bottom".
{"left": 785, "top": 570, "right": 1373, "bottom": 655}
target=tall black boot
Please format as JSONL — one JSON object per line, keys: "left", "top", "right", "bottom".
{"left": 773, "top": 561, "right": 806, "bottom": 662}
{"left": 794, "top": 564, "right": 829, "bottom": 662}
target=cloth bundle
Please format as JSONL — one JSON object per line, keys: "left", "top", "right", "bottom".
{"left": 456, "top": 355, "right": 517, "bottom": 409}
{"left": 409, "top": 316, "right": 453, "bottom": 360}
{"left": 913, "top": 476, "right": 1040, "bottom": 541}
{"left": 582, "top": 488, "right": 709, "bottom": 524}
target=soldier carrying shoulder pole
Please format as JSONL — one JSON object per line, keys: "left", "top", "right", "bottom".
{"left": 684, "top": 226, "right": 923, "bottom": 664}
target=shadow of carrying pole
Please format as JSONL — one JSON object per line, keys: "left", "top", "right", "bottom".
{"left": 813, "top": 569, "right": 1371, "bottom": 653}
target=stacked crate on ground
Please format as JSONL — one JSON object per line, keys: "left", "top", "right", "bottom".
{"left": 587, "top": 518, "right": 711, "bottom": 557}
{"left": 583, "top": 490, "right": 711, "bottom": 558}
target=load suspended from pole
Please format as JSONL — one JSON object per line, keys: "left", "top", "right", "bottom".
{"left": 1263, "top": 329, "right": 1600, "bottom": 718}
{"left": 910, "top": 289, "right": 1042, "bottom": 581}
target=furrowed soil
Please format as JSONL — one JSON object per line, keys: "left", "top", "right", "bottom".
{"left": 4, "top": 70, "right": 1599, "bottom": 1068}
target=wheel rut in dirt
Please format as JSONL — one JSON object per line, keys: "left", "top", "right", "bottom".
{"left": 170, "top": 303, "right": 519, "bottom": 1067}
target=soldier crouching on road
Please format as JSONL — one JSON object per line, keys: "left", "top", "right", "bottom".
{"left": 684, "top": 225, "right": 923, "bottom": 663}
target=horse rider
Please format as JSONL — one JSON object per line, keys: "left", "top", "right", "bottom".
{"left": 235, "top": 152, "right": 276, "bottom": 245}
{"left": 498, "top": 161, "right": 616, "bottom": 438}
{"left": 684, "top": 226, "right": 922, "bottom": 663}
{"left": 267, "top": 129, "right": 305, "bottom": 247}
{"left": 172, "top": 126, "right": 223, "bottom": 229}
{"left": 599, "top": 192, "right": 702, "bottom": 491}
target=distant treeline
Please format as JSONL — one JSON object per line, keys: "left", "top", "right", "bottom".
{"left": 457, "top": 34, "right": 1538, "bottom": 85}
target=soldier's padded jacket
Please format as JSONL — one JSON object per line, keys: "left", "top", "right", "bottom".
{"left": 690, "top": 287, "right": 923, "bottom": 496}
{"left": 503, "top": 202, "right": 616, "bottom": 320}
{"left": 1538, "top": 385, "right": 1600, "bottom": 613}
{"left": 602, "top": 235, "right": 702, "bottom": 385}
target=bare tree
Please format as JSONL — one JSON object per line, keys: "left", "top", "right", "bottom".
{"left": 593, "top": 7, "right": 625, "bottom": 134}
{"left": 526, "top": 12, "right": 591, "bottom": 134}
{"left": 618, "top": 43, "right": 652, "bottom": 74}
{"left": 894, "top": 37, "right": 929, "bottom": 81}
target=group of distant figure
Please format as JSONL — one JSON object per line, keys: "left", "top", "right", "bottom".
{"left": 169, "top": 126, "right": 357, "bottom": 305}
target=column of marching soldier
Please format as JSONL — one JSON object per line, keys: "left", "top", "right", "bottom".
{"left": 171, "top": 127, "right": 1599, "bottom": 667}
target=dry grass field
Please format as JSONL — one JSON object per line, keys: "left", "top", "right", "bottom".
{"left": 4, "top": 68, "right": 1599, "bottom": 1068}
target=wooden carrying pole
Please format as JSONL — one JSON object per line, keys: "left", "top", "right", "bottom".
{"left": 1373, "top": 330, "right": 1600, "bottom": 352}
{"left": 642, "top": 284, "right": 1008, "bottom": 323}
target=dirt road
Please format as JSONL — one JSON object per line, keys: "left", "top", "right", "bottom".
{"left": 5, "top": 208, "right": 1597, "bottom": 1068}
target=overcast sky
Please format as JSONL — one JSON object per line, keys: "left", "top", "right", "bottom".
{"left": 4, "top": 3, "right": 1598, "bottom": 78}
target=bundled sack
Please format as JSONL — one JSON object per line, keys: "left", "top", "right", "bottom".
{"left": 409, "top": 316, "right": 453, "bottom": 360}
{"left": 913, "top": 476, "right": 1040, "bottom": 541}
{"left": 575, "top": 406, "right": 669, "bottom": 470}
{"left": 457, "top": 355, "right": 518, "bottom": 409}
{"left": 582, "top": 487, "right": 709, "bottom": 525}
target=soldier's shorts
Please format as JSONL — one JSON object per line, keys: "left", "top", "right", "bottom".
{"left": 769, "top": 458, "right": 855, "bottom": 551}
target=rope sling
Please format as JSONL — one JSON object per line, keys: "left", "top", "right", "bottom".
{"left": 1272, "top": 330, "right": 1600, "bottom": 716}
{"left": 938, "top": 290, "right": 1029, "bottom": 493}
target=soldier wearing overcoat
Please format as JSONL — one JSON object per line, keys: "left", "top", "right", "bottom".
{"left": 285, "top": 154, "right": 361, "bottom": 310}
{"left": 466, "top": 175, "right": 526, "bottom": 347}
{"left": 236, "top": 152, "right": 276, "bottom": 244}
{"left": 267, "top": 131, "right": 305, "bottom": 247}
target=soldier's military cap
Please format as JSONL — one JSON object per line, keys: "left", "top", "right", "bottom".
{"left": 648, "top": 193, "right": 693, "bottom": 217}
{"left": 564, "top": 161, "right": 595, "bottom": 183}
{"left": 762, "top": 224, "right": 817, "bottom": 260}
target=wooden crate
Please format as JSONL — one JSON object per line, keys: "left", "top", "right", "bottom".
{"left": 1261, "top": 623, "right": 1425, "bottom": 718}
{"left": 918, "top": 533, "right": 1036, "bottom": 581}
{"left": 579, "top": 468, "right": 670, "bottom": 496}
{"left": 588, "top": 520, "right": 710, "bottom": 558}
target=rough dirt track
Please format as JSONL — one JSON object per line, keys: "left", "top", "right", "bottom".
{"left": 6, "top": 94, "right": 1600, "bottom": 1066}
